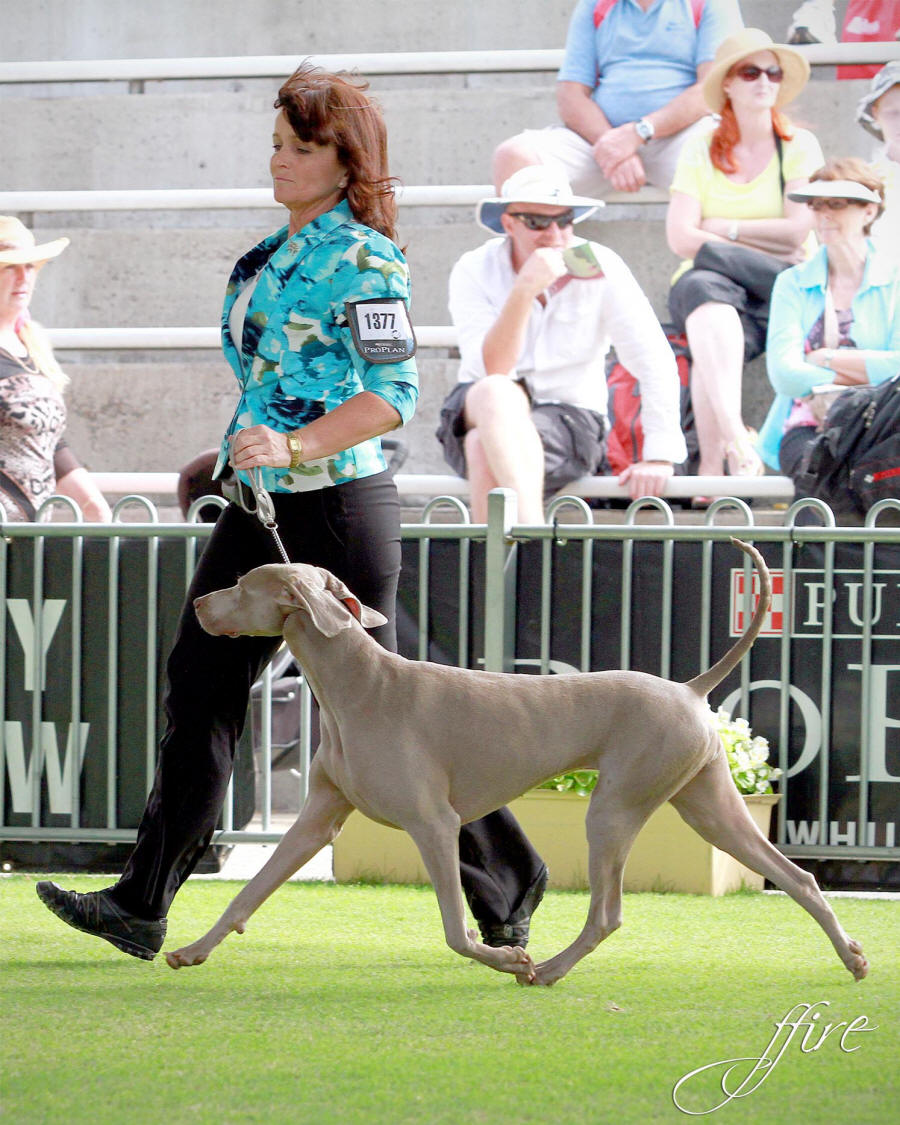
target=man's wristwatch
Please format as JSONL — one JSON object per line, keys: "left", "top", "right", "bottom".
{"left": 287, "top": 432, "right": 304, "bottom": 469}
{"left": 634, "top": 117, "right": 655, "bottom": 144}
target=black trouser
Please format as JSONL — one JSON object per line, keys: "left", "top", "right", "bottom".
{"left": 111, "top": 472, "right": 544, "bottom": 924}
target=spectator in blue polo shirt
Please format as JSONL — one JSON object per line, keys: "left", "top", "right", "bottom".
{"left": 492, "top": 0, "right": 743, "bottom": 194}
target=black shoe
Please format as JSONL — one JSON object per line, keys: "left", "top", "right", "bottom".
{"left": 35, "top": 882, "right": 166, "bottom": 961}
{"left": 479, "top": 865, "right": 549, "bottom": 949}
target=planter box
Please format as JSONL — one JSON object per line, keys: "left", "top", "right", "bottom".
{"left": 332, "top": 791, "right": 779, "bottom": 896}
{"left": 622, "top": 793, "right": 780, "bottom": 895}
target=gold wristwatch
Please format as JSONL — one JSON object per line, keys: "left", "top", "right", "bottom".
{"left": 287, "top": 432, "right": 304, "bottom": 469}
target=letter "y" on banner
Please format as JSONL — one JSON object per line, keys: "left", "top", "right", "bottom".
{"left": 5, "top": 599, "right": 67, "bottom": 692}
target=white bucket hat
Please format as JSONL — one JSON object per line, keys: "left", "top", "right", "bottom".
{"left": 856, "top": 60, "right": 900, "bottom": 141}
{"left": 476, "top": 167, "right": 603, "bottom": 234}
{"left": 787, "top": 179, "right": 883, "bottom": 205}
{"left": 0, "top": 216, "right": 69, "bottom": 265}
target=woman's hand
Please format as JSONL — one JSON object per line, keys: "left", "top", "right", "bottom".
{"left": 806, "top": 349, "right": 869, "bottom": 385}
{"left": 55, "top": 468, "right": 112, "bottom": 522}
{"left": 230, "top": 425, "right": 292, "bottom": 470}
{"left": 617, "top": 460, "right": 674, "bottom": 500}
{"left": 81, "top": 498, "right": 113, "bottom": 522}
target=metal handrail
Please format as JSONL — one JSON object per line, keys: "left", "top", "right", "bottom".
{"left": 81, "top": 472, "right": 794, "bottom": 502}
{"left": 1, "top": 42, "right": 896, "bottom": 84}
{"left": 0, "top": 184, "right": 669, "bottom": 212}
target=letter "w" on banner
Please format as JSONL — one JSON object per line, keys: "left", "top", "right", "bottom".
{"left": 3, "top": 722, "right": 91, "bottom": 815}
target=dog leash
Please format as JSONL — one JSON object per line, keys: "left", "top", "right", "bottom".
{"left": 248, "top": 467, "right": 291, "bottom": 564}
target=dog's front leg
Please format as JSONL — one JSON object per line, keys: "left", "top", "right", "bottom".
{"left": 406, "top": 812, "right": 536, "bottom": 982}
{"left": 166, "top": 765, "right": 353, "bottom": 970}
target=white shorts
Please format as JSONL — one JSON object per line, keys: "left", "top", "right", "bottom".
{"left": 515, "top": 117, "right": 714, "bottom": 195}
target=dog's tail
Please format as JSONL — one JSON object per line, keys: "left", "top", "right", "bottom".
{"left": 685, "top": 537, "right": 772, "bottom": 699}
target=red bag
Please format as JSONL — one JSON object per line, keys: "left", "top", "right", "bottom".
{"left": 838, "top": 1, "right": 900, "bottom": 79}
{"left": 605, "top": 327, "right": 698, "bottom": 475}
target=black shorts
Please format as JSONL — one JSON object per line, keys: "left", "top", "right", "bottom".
{"left": 668, "top": 268, "right": 769, "bottom": 362}
{"left": 435, "top": 381, "right": 608, "bottom": 496}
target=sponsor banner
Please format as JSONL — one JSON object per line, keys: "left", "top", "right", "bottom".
{"left": 397, "top": 538, "right": 900, "bottom": 887}
{"left": 1, "top": 537, "right": 253, "bottom": 861}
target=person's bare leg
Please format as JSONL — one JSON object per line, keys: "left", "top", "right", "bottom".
{"left": 463, "top": 432, "right": 501, "bottom": 523}
{"left": 492, "top": 135, "right": 549, "bottom": 191}
{"left": 685, "top": 303, "right": 762, "bottom": 477}
{"left": 686, "top": 364, "right": 725, "bottom": 477}
{"left": 463, "top": 376, "right": 546, "bottom": 522}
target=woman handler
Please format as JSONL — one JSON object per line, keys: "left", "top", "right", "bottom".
{"left": 38, "top": 64, "right": 546, "bottom": 958}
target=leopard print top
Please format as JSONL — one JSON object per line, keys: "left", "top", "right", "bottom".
{"left": 0, "top": 351, "right": 74, "bottom": 521}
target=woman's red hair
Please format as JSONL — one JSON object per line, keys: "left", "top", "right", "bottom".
{"left": 709, "top": 103, "right": 794, "bottom": 175}
{"left": 275, "top": 62, "right": 399, "bottom": 243}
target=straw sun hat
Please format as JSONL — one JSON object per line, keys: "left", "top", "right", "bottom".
{"left": 0, "top": 216, "right": 69, "bottom": 266}
{"left": 702, "top": 28, "right": 811, "bottom": 114}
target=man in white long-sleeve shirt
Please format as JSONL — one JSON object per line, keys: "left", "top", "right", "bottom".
{"left": 436, "top": 167, "right": 688, "bottom": 522}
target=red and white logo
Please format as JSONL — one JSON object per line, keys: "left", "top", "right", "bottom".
{"left": 731, "top": 568, "right": 784, "bottom": 637}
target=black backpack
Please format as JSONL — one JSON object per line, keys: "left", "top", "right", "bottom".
{"left": 795, "top": 373, "right": 900, "bottom": 516}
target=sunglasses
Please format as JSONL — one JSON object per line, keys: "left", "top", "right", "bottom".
{"left": 807, "top": 198, "right": 866, "bottom": 211}
{"left": 733, "top": 64, "right": 784, "bottom": 83}
{"left": 507, "top": 209, "right": 576, "bottom": 231}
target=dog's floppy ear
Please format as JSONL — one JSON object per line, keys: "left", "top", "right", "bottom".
{"left": 321, "top": 570, "right": 389, "bottom": 631}
{"left": 277, "top": 568, "right": 387, "bottom": 637}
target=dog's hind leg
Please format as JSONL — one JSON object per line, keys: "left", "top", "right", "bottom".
{"left": 165, "top": 760, "right": 354, "bottom": 969}
{"left": 404, "top": 810, "right": 536, "bottom": 980}
{"left": 670, "top": 755, "right": 868, "bottom": 981}
{"left": 527, "top": 794, "right": 651, "bottom": 987}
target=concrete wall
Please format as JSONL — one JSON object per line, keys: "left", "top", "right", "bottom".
{"left": 1, "top": 0, "right": 875, "bottom": 480}
{"left": 0, "top": 1, "right": 852, "bottom": 60}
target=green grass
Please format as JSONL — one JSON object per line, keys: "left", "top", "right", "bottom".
{"left": 2, "top": 876, "right": 897, "bottom": 1125}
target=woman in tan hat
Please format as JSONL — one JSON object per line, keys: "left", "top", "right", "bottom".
{"left": 665, "top": 29, "right": 823, "bottom": 492}
{"left": 0, "top": 216, "right": 110, "bottom": 521}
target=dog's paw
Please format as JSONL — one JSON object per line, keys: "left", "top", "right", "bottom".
{"left": 164, "top": 941, "right": 212, "bottom": 969}
{"left": 846, "top": 939, "right": 869, "bottom": 981}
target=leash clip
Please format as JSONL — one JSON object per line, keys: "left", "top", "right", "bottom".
{"left": 250, "top": 468, "right": 277, "bottom": 525}
{"left": 249, "top": 468, "right": 291, "bottom": 564}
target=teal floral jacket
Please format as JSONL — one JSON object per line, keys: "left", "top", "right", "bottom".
{"left": 215, "top": 199, "right": 419, "bottom": 493}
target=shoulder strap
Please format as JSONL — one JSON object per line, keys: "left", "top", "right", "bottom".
{"left": 593, "top": 0, "right": 617, "bottom": 28}
{"left": 774, "top": 132, "right": 785, "bottom": 198}
{"left": 594, "top": 0, "right": 704, "bottom": 29}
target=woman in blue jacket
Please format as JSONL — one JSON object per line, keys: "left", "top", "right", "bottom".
{"left": 759, "top": 158, "right": 900, "bottom": 480}
{"left": 39, "top": 64, "right": 547, "bottom": 959}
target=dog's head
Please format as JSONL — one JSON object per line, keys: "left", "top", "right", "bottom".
{"left": 194, "top": 563, "right": 387, "bottom": 638}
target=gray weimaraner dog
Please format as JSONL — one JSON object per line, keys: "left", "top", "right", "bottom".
{"left": 166, "top": 539, "right": 868, "bottom": 985}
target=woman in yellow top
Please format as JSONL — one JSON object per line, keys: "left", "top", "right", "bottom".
{"left": 666, "top": 29, "right": 823, "bottom": 483}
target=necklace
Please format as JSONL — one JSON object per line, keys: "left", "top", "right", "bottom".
{"left": 0, "top": 346, "right": 41, "bottom": 376}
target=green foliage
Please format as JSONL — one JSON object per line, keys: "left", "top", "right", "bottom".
{"left": 714, "top": 706, "right": 782, "bottom": 795}
{"left": 537, "top": 708, "right": 781, "bottom": 797}
{"left": 537, "top": 768, "right": 599, "bottom": 796}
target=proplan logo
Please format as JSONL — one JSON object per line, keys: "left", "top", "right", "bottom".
{"left": 730, "top": 567, "right": 900, "bottom": 638}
